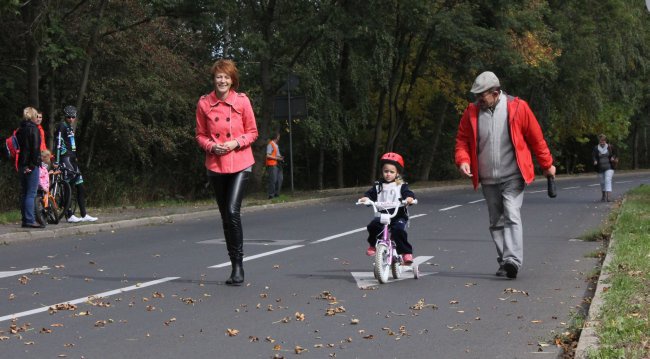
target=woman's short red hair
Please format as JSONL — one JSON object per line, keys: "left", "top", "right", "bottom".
{"left": 210, "top": 59, "right": 240, "bottom": 90}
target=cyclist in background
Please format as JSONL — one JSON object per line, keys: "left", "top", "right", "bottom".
{"left": 54, "top": 105, "right": 98, "bottom": 223}
{"left": 358, "top": 152, "right": 416, "bottom": 264}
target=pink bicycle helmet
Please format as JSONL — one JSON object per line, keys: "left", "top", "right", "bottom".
{"left": 380, "top": 152, "right": 405, "bottom": 172}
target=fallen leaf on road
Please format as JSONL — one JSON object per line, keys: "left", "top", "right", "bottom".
{"left": 40, "top": 328, "right": 52, "bottom": 334}
{"left": 18, "top": 276, "right": 30, "bottom": 285}
{"left": 503, "top": 288, "right": 529, "bottom": 296}
{"left": 8, "top": 293, "right": 15, "bottom": 300}
{"left": 449, "top": 300, "right": 459, "bottom": 305}
{"left": 295, "top": 312, "right": 305, "bottom": 321}
{"left": 273, "top": 344, "right": 282, "bottom": 350}
{"left": 0, "top": 336, "right": 10, "bottom": 341}
{"left": 226, "top": 328, "right": 239, "bottom": 336}
{"left": 363, "top": 334, "right": 374, "bottom": 339}
{"left": 249, "top": 336, "right": 259, "bottom": 342}
{"left": 294, "top": 345, "right": 307, "bottom": 354}
{"left": 24, "top": 341, "right": 35, "bottom": 345}
{"left": 350, "top": 318, "right": 360, "bottom": 325}
{"left": 531, "top": 320, "right": 543, "bottom": 324}
{"left": 164, "top": 318, "right": 176, "bottom": 326}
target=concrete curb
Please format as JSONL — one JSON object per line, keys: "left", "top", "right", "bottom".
{"left": 573, "top": 198, "right": 624, "bottom": 358}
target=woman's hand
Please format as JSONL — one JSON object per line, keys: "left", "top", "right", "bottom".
{"left": 404, "top": 197, "right": 415, "bottom": 205}
{"left": 211, "top": 140, "right": 240, "bottom": 155}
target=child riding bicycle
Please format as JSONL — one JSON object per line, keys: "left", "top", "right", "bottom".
{"left": 358, "top": 152, "right": 416, "bottom": 264}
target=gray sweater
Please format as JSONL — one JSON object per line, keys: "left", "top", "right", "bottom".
{"left": 477, "top": 91, "right": 522, "bottom": 184}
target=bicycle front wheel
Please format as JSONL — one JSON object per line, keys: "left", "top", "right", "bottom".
{"left": 34, "top": 195, "right": 47, "bottom": 227}
{"left": 50, "top": 180, "right": 71, "bottom": 222}
{"left": 374, "top": 243, "right": 390, "bottom": 284}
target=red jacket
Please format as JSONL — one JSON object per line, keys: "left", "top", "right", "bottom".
{"left": 455, "top": 96, "right": 553, "bottom": 190}
{"left": 195, "top": 90, "right": 259, "bottom": 174}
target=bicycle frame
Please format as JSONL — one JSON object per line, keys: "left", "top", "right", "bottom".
{"left": 357, "top": 199, "right": 418, "bottom": 283}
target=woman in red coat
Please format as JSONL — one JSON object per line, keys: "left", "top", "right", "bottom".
{"left": 195, "top": 59, "right": 259, "bottom": 285}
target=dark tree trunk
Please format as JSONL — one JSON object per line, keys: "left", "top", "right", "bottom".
{"left": 21, "top": 0, "right": 41, "bottom": 108}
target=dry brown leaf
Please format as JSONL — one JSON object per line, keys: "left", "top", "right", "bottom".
{"left": 273, "top": 344, "right": 282, "bottom": 351}
{"left": 164, "top": 318, "right": 176, "bottom": 326}
{"left": 8, "top": 293, "right": 15, "bottom": 300}
{"left": 19, "top": 275, "right": 30, "bottom": 285}
{"left": 40, "top": 328, "right": 53, "bottom": 334}
{"left": 248, "top": 336, "right": 259, "bottom": 342}
{"left": 294, "top": 345, "right": 307, "bottom": 354}
{"left": 0, "top": 336, "right": 10, "bottom": 341}
{"left": 265, "top": 336, "right": 276, "bottom": 343}
{"left": 152, "top": 292, "right": 164, "bottom": 298}
{"left": 226, "top": 328, "right": 239, "bottom": 337}
{"left": 295, "top": 312, "right": 305, "bottom": 321}
{"left": 363, "top": 334, "right": 374, "bottom": 339}
{"left": 350, "top": 318, "right": 360, "bottom": 325}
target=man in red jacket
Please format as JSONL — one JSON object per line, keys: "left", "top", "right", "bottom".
{"left": 455, "top": 71, "right": 556, "bottom": 279}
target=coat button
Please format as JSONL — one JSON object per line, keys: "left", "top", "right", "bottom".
{"left": 226, "top": 117, "right": 230, "bottom": 122}
{"left": 216, "top": 133, "right": 220, "bottom": 138}
{"left": 226, "top": 133, "right": 231, "bottom": 138}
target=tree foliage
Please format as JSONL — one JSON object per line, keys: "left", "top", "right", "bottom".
{"left": 1, "top": 0, "right": 649, "bottom": 210}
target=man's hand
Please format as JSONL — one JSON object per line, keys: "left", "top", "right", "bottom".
{"left": 543, "top": 165, "right": 556, "bottom": 178}
{"left": 458, "top": 163, "right": 472, "bottom": 178}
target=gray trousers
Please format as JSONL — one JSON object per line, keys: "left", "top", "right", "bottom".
{"left": 481, "top": 178, "right": 525, "bottom": 269}
{"left": 267, "top": 165, "right": 283, "bottom": 197}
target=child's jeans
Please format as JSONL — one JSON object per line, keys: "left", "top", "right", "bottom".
{"left": 366, "top": 217, "right": 412, "bottom": 254}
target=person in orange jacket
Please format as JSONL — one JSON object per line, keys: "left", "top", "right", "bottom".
{"left": 265, "top": 132, "right": 284, "bottom": 199}
{"left": 455, "top": 71, "right": 556, "bottom": 279}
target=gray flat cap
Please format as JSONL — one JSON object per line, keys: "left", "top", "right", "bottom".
{"left": 470, "top": 71, "right": 500, "bottom": 94}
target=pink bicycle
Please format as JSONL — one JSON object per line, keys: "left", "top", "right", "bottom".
{"left": 356, "top": 199, "right": 419, "bottom": 284}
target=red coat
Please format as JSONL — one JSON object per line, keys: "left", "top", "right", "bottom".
{"left": 455, "top": 96, "right": 554, "bottom": 190}
{"left": 195, "top": 90, "right": 258, "bottom": 174}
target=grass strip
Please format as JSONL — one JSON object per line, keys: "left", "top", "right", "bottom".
{"left": 589, "top": 184, "right": 650, "bottom": 358}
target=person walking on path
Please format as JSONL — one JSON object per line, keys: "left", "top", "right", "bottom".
{"left": 454, "top": 71, "right": 556, "bottom": 279}
{"left": 54, "top": 105, "right": 98, "bottom": 223}
{"left": 266, "top": 132, "right": 284, "bottom": 199}
{"left": 592, "top": 134, "right": 617, "bottom": 202}
{"left": 17, "top": 107, "right": 43, "bottom": 228}
{"left": 195, "top": 59, "right": 259, "bottom": 286}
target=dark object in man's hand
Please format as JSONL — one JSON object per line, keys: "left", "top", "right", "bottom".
{"left": 547, "top": 176, "right": 557, "bottom": 198}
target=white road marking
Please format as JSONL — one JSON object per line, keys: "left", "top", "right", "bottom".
{"left": 562, "top": 186, "right": 580, "bottom": 190}
{"left": 0, "top": 277, "right": 180, "bottom": 323}
{"left": 0, "top": 266, "right": 49, "bottom": 279}
{"left": 527, "top": 190, "right": 546, "bottom": 194}
{"left": 312, "top": 228, "right": 366, "bottom": 244}
{"left": 208, "top": 245, "right": 305, "bottom": 268}
{"left": 587, "top": 184, "right": 600, "bottom": 187}
{"left": 440, "top": 205, "right": 462, "bottom": 211}
{"left": 351, "top": 256, "right": 435, "bottom": 289}
{"left": 615, "top": 180, "right": 633, "bottom": 184}
{"left": 468, "top": 199, "right": 485, "bottom": 204}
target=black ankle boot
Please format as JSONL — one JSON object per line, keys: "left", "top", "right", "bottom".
{"left": 226, "top": 258, "right": 244, "bottom": 286}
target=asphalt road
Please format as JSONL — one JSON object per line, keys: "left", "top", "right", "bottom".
{"left": 1, "top": 172, "right": 648, "bottom": 359}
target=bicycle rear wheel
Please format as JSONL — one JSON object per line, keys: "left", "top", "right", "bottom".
{"left": 374, "top": 243, "right": 390, "bottom": 284}
{"left": 50, "top": 180, "right": 71, "bottom": 222}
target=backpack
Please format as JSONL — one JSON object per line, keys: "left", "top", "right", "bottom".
{"left": 4, "top": 129, "right": 20, "bottom": 171}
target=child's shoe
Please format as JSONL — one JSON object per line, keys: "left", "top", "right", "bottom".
{"left": 402, "top": 253, "right": 413, "bottom": 264}
{"left": 366, "top": 247, "right": 376, "bottom": 256}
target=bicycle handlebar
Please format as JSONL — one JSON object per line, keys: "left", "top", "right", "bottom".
{"left": 356, "top": 199, "right": 418, "bottom": 219}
